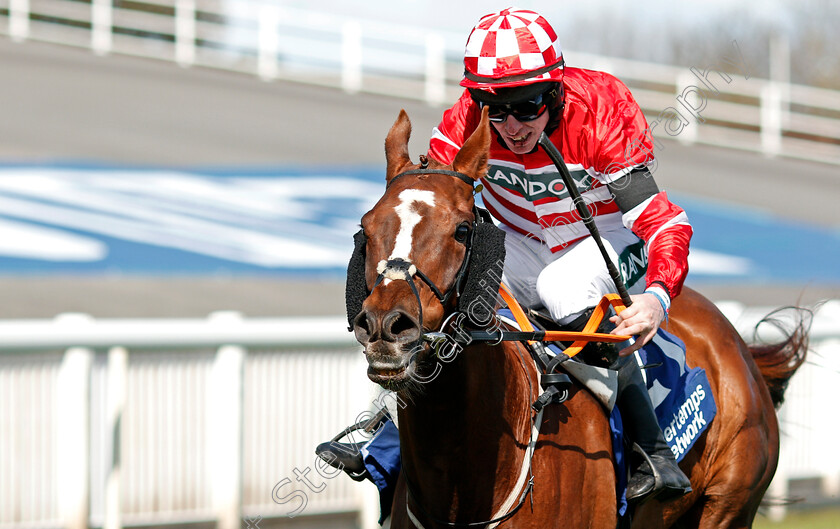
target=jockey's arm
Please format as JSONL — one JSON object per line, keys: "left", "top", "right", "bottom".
{"left": 605, "top": 167, "right": 693, "bottom": 354}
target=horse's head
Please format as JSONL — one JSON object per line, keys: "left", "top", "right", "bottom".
{"left": 346, "top": 108, "right": 503, "bottom": 391}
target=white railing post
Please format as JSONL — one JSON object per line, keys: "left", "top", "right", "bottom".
{"left": 676, "top": 70, "right": 699, "bottom": 145}
{"left": 770, "top": 34, "right": 791, "bottom": 127}
{"left": 258, "top": 5, "right": 280, "bottom": 81}
{"left": 91, "top": 0, "right": 113, "bottom": 55}
{"left": 209, "top": 312, "right": 245, "bottom": 529}
{"left": 424, "top": 33, "right": 446, "bottom": 106}
{"left": 175, "top": 0, "right": 196, "bottom": 67}
{"left": 9, "top": 0, "right": 30, "bottom": 42}
{"left": 815, "top": 338, "right": 840, "bottom": 500}
{"left": 761, "top": 82, "right": 782, "bottom": 157}
{"left": 57, "top": 344, "right": 94, "bottom": 529}
{"left": 767, "top": 454, "right": 788, "bottom": 520}
{"left": 341, "top": 20, "right": 362, "bottom": 93}
{"left": 105, "top": 346, "right": 128, "bottom": 529}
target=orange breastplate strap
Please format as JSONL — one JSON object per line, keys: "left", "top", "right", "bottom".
{"left": 497, "top": 282, "right": 631, "bottom": 359}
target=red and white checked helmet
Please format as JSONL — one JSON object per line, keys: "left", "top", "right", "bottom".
{"left": 461, "top": 7, "right": 564, "bottom": 90}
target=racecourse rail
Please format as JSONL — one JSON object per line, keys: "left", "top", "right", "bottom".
{"left": 1, "top": 302, "right": 839, "bottom": 529}
{"left": 1, "top": 0, "right": 840, "bottom": 165}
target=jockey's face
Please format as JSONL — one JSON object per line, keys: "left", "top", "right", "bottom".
{"left": 491, "top": 110, "right": 550, "bottom": 155}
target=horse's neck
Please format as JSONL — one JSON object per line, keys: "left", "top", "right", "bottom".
{"left": 401, "top": 341, "right": 527, "bottom": 434}
{"left": 397, "top": 342, "right": 534, "bottom": 513}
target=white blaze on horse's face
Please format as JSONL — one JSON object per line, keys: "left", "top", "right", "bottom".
{"left": 385, "top": 189, "right": 436, "bottom": 284}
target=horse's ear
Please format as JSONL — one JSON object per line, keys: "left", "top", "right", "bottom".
{"left": 385, "top": 109, "right": 413, "bottom": 183}
{"left": 452, "top": 106, "right": 490, "bottom": 181}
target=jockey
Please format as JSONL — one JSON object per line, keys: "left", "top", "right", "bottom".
{"left": 318, "top": 7, "right": 692, "bottom": 507}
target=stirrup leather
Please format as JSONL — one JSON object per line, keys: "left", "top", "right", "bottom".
{"left": 497, "top": 283, "right": 625, "bottom": 410}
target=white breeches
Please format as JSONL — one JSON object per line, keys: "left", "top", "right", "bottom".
{"left": 501, "top": 224, "right": 646, "bottom": 324}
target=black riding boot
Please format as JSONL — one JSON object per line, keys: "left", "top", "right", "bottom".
{"left": 314, "top": 408, "right": 389, "bottom": 483}
{"left": 614, "top": 354, "right": 692, "bottom": 504}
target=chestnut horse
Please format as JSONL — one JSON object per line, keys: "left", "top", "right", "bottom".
{"left": 350, "top": 108, "right": 807, "bottom": 528}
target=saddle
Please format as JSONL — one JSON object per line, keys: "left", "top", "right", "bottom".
{"left": 525, "top": 306, "right": 621, "bottom": 368}
{"left": 491, "top": 284, "right": 629, "bottom": 411}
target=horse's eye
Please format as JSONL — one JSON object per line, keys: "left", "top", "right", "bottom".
{"left": 454, "top": 224, "right": 470, "bottom": 243}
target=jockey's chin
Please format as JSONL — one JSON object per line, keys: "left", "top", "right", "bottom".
{"left": 491, "top": 112, "right": 549, "bottom": 155}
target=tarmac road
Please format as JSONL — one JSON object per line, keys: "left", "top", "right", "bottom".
{"left": 1, "top": 39, "right": 838, "bottom": 317}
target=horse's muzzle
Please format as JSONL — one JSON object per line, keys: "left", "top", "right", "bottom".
{"left": 353, "top": 309, "right": 422, "bottom": 345}
{"left": 354, "top": 309, "right": 425, "bottom": 388}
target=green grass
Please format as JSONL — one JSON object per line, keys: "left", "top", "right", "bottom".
{"left": 754, "top": 508, "right": 840, "bottom": 529}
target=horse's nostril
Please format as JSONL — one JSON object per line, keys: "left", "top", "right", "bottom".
{"left": 353, "top": 311, "right": 374, "bottom": 343}
{"left": 383, "top": 310, "right": 421, "bottom": 342}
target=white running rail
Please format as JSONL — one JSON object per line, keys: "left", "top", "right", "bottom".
{"left": 1, "top": 301, "right": 839, "bottom": 528}
{"left": 1, "top": 0, "right": 839, "bottom": 165}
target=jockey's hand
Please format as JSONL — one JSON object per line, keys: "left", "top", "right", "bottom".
{"left": 609, "top": 293, "right": 666, "bottom": 356}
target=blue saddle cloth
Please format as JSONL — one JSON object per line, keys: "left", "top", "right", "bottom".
{"left": 637, "top": 328, "right": 717, "bottom": 462}
{"left": 361, "top": 327, "right": 716, "bottom": 523}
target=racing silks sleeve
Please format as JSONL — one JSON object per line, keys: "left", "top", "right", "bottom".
{"left": 588, "top": 72, "right": 693, "bottom": 299}
{"left": 622, "top": 190, "right": 693, "bottom": 299}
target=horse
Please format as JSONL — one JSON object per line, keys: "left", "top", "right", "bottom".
{"left": 348, "top": 107, "right": 807, "bottom": 528}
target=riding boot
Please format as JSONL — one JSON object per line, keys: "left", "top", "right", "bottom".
{"left": 314, "top": 407, "right": 390, "bottom": 483}
{"left": 315, "top": 439, "right": 370, "bottom": 481}
{"left": 614, "top": 355, "right": 692, "bottom": 504}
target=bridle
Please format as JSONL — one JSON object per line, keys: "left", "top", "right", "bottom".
{"left": 367, "top": 166, "right": 481, "bottom": 333}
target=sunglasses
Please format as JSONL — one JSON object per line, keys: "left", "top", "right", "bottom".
{"left": 479, "top": 91, "right": 552, "bottom": 123}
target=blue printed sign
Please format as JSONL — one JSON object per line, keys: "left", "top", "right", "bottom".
{"left": 0, "top": 165, "right": 836, "bottom": 282}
